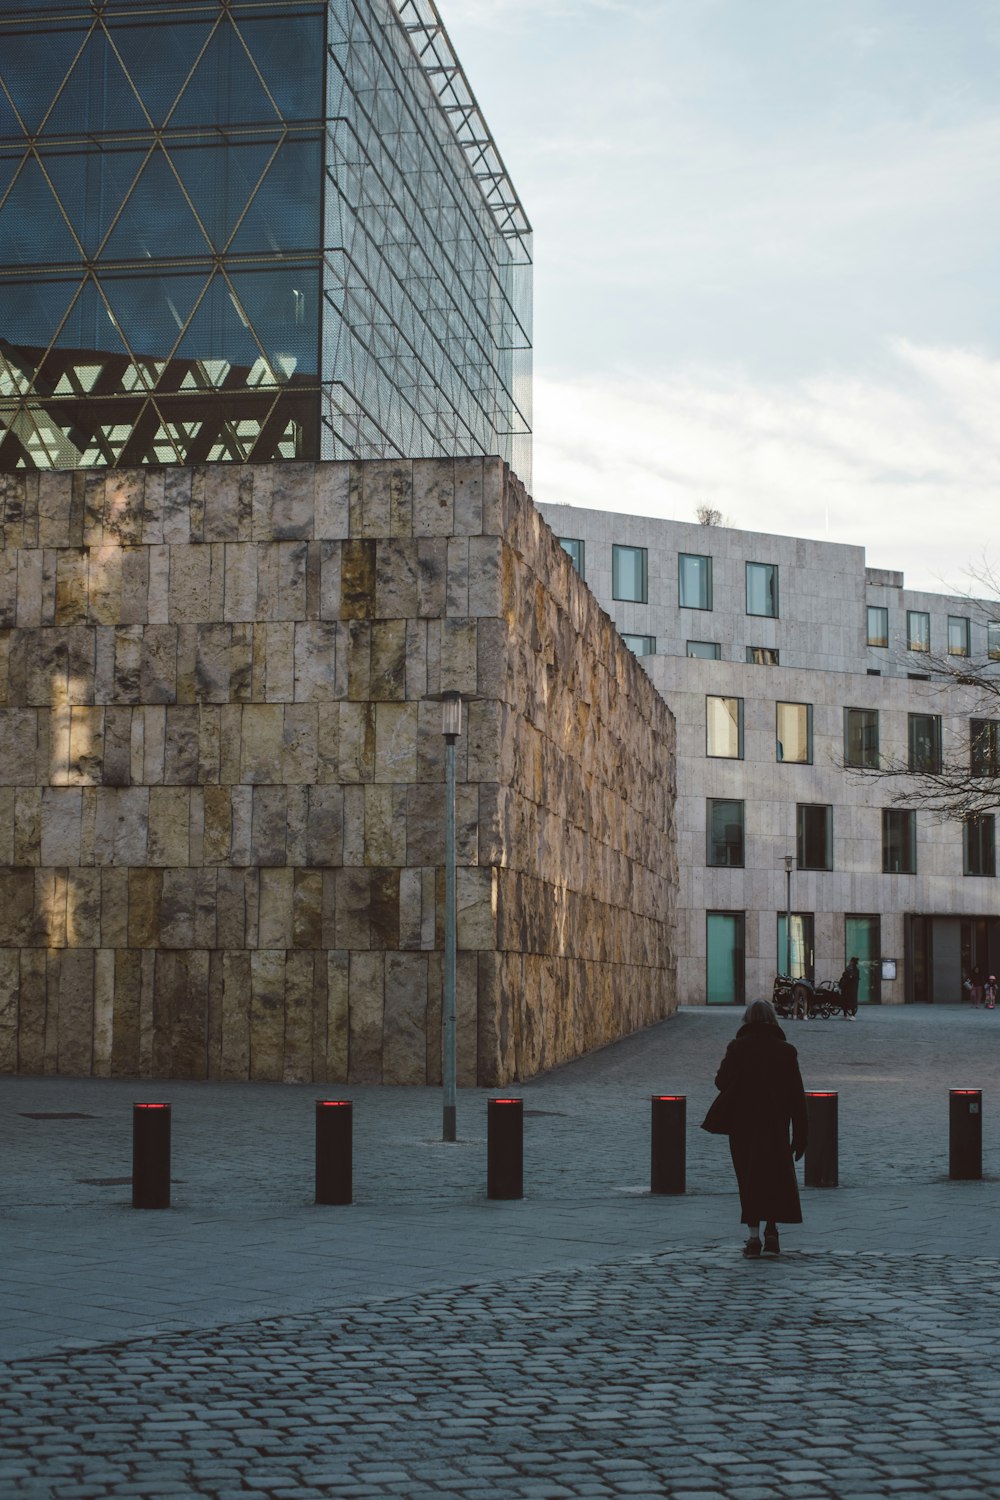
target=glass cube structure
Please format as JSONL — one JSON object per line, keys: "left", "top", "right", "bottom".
{"left": 0, "top": 0, "right": 532, "bottom": 475}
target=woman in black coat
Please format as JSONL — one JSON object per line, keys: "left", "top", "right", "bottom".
{"left": 709, "top": 998, "right": 808, "bottom": 1257}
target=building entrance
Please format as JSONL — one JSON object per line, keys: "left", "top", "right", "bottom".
{"left": 907, "top": 916, "right": 1000, "bottom": 1003}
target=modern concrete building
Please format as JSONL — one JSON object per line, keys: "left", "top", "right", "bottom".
{"left": 540, "top": 502, "right": 1000, "bottom": 1008}
{"left": 0, "top": 0, "right": 531, "bottom": 477}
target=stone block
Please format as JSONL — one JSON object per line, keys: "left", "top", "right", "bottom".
{"left": 110, "top": 949, "right": 141, "bottom": 1076}
{"left": 258, "top": 867, "right": 294, "bottom": 949}
{"left": 249, "top": 949, "right": 285, "bottom": 1081}
{"left": 413, "top": 459, "right": 454, "bottom": 537}
{"left": 348, "top": 950, "right": 384, "bottom": 1082}
{"left": 269, "top": 462, "right": 315, "bottom": 540}
{"left": 284, "top": 950, "right": 315, "bottom": 1082}
{"left": 370, "top": 619, "right": 407, "bottom": 701}
{"left": 56, "top": 947, "right": 94, "bottom": 1074}
{"left": 326, "top": 950, "right": 349, "bottom": 1081}
{"left": 147, "top": 786, "right": 190, "bottom": 866}
{"left": 383, "top": 953, "right": 428, "bottom": 1084}
{"left": 221, "top": 951, "right": 252, "bottom": 1080}
{"left": 251, "top": 785, "right": 287, "bottom": 865}
{"left": 340, "top": 538, "right": 376, "bottom": 619}
{"left": 457, "top": 865, "right": 497, "bottom": 950}
{"left": 344, "top": 619, "right": 371, "bottom": 699}
{"left": 306, "top": 784, "right": 344, "bottom": 865}
{"left": 0, "top": 952, "right": 18, "bottom": 1072}
{"left": 294, "top": 622, "right": 337, "bottom": 700}
{"left": 315, "top": 463, "right": 350, "bottom": 540}
{"left": 283, "top": 703, "right": 318, "bottom": 783}
{"left": 293, "top": 868, "right": 323, "bottom": 949}
{"left": 375, "top": 538, "right": 419, "bottom": 618}
{"left": 128, "top": 868, "right": 162, "bottom": 948}
{"left": 240, "top": 703, "right": 284, "bottom": 783}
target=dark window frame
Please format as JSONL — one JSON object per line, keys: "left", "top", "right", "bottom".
{"left": 706, "top": 695, "right": 744, "bottom": 760}
{"left": 558, "top": 537, "right": 585, "bottom": 577}
{"left": 687, "top": 640, "right": 721, "bottom": 660}
{"left": 678, "top": 551, "right": 713, "bottom": 611}
{"left": 882, "top": 808, "right": 917, "bottom": 874}
{"left": 621, "top": 633, "right": 656, "bottom": 657}
{"left": 948, "top": 615, "right": 970, "bottom": 657}
{"left": 907, "top": 610, "right": 930, "bottom": 653}
{"left": 776, "top": 700, "right": 813, "bottom": 764}
{"left": 796, "top": 802, "right": 833, "bottom": 871}
{"left": 867, "top": 605, "right": 889, "bottom": 648}
{"left": 746, "top": 646, "right": 779, "bottom": 665}
{"left": 971, "top": 719, "right": 1000, "bottom": 777}
{"left": 844, "top": 706, "right": 879, "bottom": 769}
{"left": 707, "top": 798, "right": 745, "bottom": 868}
{"left": 908, "top": 712, "right": 942, "bottom": 774}
{"left": 746, "top": 560, "right": 779, "bottom": 618}
{"left": 964, "top": 814, "right": 996, "bottom": 877}
{"left": 612, "top": 543, "right": 648, "bottom": 603}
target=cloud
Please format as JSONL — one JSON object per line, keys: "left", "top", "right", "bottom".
{"left": 530, "top": 342, "right": 1000, "bottom": 593}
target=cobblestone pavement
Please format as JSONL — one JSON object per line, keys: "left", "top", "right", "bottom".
{"left": 5, "top": 1005, "right": 1000, "bottom": 1498}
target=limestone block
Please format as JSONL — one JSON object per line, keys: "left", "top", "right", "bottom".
{"left": 375, "top": 702, "right": 418, "bottom": 784}
{"left": 342, "top": 785, "right": 365, "bottom": 866}
{"left": 257, "top": 541, "right": 307, "bottom": 621}
{"left": 0, "top": 709, "right": 39, "bottom": 785}
{"left": 258, "top": 867, "right": 294, "bottom": 949}
{"left": 376, "top": 538, "right": 419, "bottom": 618}
{"left": 55, "top": 551, "right": 89, "bottom": 626}
{"left": 251, "top": 786, "right": 287, "bottom": 866}
{"left": 370, "top": 620, "right": 406, "bottom": 701}
{"left": 481, "top": 458, "right": 505, "bottom": 536}
{"left": 102, "top": 706, "right": 131, "bottom": 787}
{"left": 293, "top": 622, "right": 337, "bottom": 701}
{"left": 453, "top": 458, "right": 483, "bottom": 536}
{"left": 359, "top": 460, "right": 392, "bottom": 538}
{"left": 457, "top": 866, "right": 497, "bottom": 950}
{"left": 316, "top": 703, "right": 341, "bottom": 784}
{"left": 348, "top": 950, "right": 384, "bottom": 1082}
{"left": 338, "top": 700, "right": 375, "bottom": 783}
{"left": 107, "top": 948, "right": 141, "bottom": 1076}
{"left": 340, "top": 539, "right": 376, "bottom": 620}
{"left": 250, "top": 949, "right": 286, "bottom": 1081}
{"left": 200, "top": 463, "right": 241, "bottom": 542}
{"left": 119, "top": 547, "right": 149, "bottom": 626}
{"left": 315, "top": 463, "right": 350, "bottom": 540}
{"left": 56, "top": 947, "right": 94, "bottom": 1075}
{"left": 37, "top": 472, "right": 72, "bottom": 550}
{"left": 159, "top": 868, "right": 195, "bottom": 949}
{"left": 87, "top": 544, "right": 124, "bottom": 626}
{"left": 206, "top": 949, "right": 224, "bottom": 1078}
{"left": 230, "top": 784, "right": 253, "bottom": 865}
{"left": 293, "top": 869, "right": 323, "bottom": 949}
{"left": 0, "top": 869, "right": 35, "bottom": 946}
{"left": 192, "top": 623, "right": 233, "bottom": 703}
{"left": 160, "top": 469, "right": 191, "bottom": 545}
{"left": 17, "top": 550, "right": 44, "bottom": 627}
{"left": 161, "top": 949, "right": 210, "bottom": 1078}
{"left": 0, "top": 549, "right": 16, "bottom": 628}
{"left": 405, "top": 619, "right": 428, "bottom": 701}
{"left": 221, "top": 951, "right": 251, "bottom": 1080}
{"left": 16, "top": 950, "right": 47, "bottom": 1075}
{"left": 383, "top": 953, "right": 428, "bottom": 1084}
{"left": 261, "top": 621, "right": 294, "bottom": 703}
{"left": 398, "top": 866, "right": 423, "bottom": 950}
{"left": 344, "top": 620, "right": 371, "bottom": 700}
{"left": 240, "top": 703, "right": 284, "bottom": 783}
{"left": 147, "top": 544, "right": 170, "bottom": 624}
{"left": 217, "top": 868, "right": 248, "bottom": 948}
{"left": 270, "top": 463, "right": 316, "bottom": 540}
{"left": 446, "top": 538, "right": 469, "bottom": 614}
{"left": 66, "top": 868, "right": 101, "bottom": 948}
{"left": 164, "top": 705, "right": 200, "bottom": 784}
{"left": 138, "top": 947, "right": 155, "bottom": 1074}
{"left": 413, "top": 459, "right": 454, "bottom": 537}
{"left": 40, "top": 787, "right": 82, "bottom": 866}
{"left": 0, "top": 787, "right": 13, "bottom": 863}
{"left": 140, "top": 625, "right": 178, "bottom": 704}
{"left": 319, "top": 540, "right": 342, "bottom": 621}
{"left": 334, "top": 868, "right": 371, "bottom": 950}
{"left": 370, "top": 868, "right": 400, "bottom": 949}
{"left": 467, "top": 535, "right": 502, "bottom": 617}
{"left": 284, "top": 950, "right": 315, "bottom": 1082}
{"left": 475, "top": 616, "right": 507, "bottom": 700}
{"left": 417, "top": 538, "right": 448, "bottom": 618}
{"left": 440, "top": 618, "right": 478, "bottom": 696}
{"left": 326, "top": 950, "right": 349, "bottom": 1082}
{"left": 104, "top": 471, "right": 144, "bottom": 546}
{"left": 456, "top": 950, "right": 478, "bottom": 1086}
{"left": 283, "top": 703, "right": 318, "bottom": 783}
{"left": 224, "top": 543, "right": 257, "bottom": 622}
{"left": 197, "top": 705, "right": 221, "bottom": 785}
{"left": 305, "top": 785, "right": 344, "bottom": 865}
{"left": 363, "top": 783, "right": 404, "bottom": 866}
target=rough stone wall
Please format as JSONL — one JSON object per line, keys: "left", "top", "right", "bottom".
{"left": 0, "top": 460, "right": 677, "bottom": 1084}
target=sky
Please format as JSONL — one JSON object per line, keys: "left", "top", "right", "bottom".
{"left": 441, "top": 0, "right": 1000, "bottom": 592}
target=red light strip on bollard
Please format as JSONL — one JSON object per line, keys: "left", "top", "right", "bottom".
{"left": 318, "top": 1100, "right": 351, "bottom": 1107}
{"left": 951, "top": 1089, "right": 981, "bottom": 1096}
{"left": 654, "top": 1095, "right": 684, "bottom": 1101}
{"left": 492, "top": 1098, "right": 521, "bottom": 1105}
{"left": 807, "top": 1091, "right": 837, "bottom": 1097}
{"left": 134, "top": 1103, "right": 168, "bottom": 1109}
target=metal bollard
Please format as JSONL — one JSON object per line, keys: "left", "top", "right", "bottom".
{"left": 315, "top": 1100, "right": 353, "bottom": 1205}
{"left": 132, "top": 1102, "right": 171, "bottom": 1209}
{"left": 650, "top": 1095, "right": 686, "bottom": 1194}
{"left": 804, "top": 1091, "right": 838, "bottom": 1188}
{"left": 487, "top": 1097, "right": 523, "bottom": 1199}
{"left": 949, "top": 1089, "right": 982, "bottom": 1180}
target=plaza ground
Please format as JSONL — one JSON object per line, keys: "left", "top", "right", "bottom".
{"left": 3, "top": 1004, "right": 1000, "bottom": 1498}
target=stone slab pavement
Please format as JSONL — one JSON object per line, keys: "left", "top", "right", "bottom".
{"left": 3, "top": 1004, "right": 1000, "bottom": 1498}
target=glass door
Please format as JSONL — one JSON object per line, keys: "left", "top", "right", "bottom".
{"left": 707, "top": 912, "right": 745, "bottom": 1005}
{"left": 777, "top": 913, "right": 814, "bottom": 981}
{"left": 845, "top": 915, "right": 881, "bottom": 1004}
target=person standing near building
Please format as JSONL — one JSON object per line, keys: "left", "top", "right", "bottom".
{"left": 839, "top": 956, "right": 861, "bottom": 1018}
{"left": 704, "top": 999, "right": 808, "bottom": 1258}
{"left": 985, "top": 975, "right": 997, "bottom": 1011}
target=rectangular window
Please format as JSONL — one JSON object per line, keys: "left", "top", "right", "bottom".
{"left": 948, "top": 615, "right": 970, "bottom": 656}
{"left": 747, "top": 646, "right": 779, "bottom": 665}
{"left": 559, "top": 537, "right": 585, "bottom": 577}
{"left": 707, "top": 912, "right": 745, "bottom": 1004}
{"left": 845, "top": 915, "right": 881, "bottom": 1004}
{"left": 971, "top": 719, "right": 1000, "bottom": 777}
{"left": 908, "top": 713, "right": 942, "bottom": 773}
{"left": 989, "top": 622, "right": 1000, "bottom": 662}
{"left": 687, "top": 640, "right": 721, "bottom": 660}
{"left": 776, "top": 701, "right": 812, "bottom": 764}
{"left": 622, "top": 633, "right": 656, "bottom": 657}
{"left": 707, "top": 799, "right": 744, "bottom": 867}
{"left": 797, "top": 804, "right": 833, "bottom": 871}
{"left": 679, "top": 552, "right": 712, "bottom": 610}
{"left": 883, "top": 808, "right": 916, "bottom": 873}
{"left": 964, "top": 815, "right": 996, "bottom": 877}
{"left": 612, "top": 544, "right": 647, "bottom": 602}
{"left": 777, "top": 912, "right": 814, "bottom": 982}
{"left": 907, "top": 610, "right": 930, "bottom": 652}
{"left": 746, "top": 561, "right": 778, "bottom": 617}
{"left": 844, "top": 707, "right": 879, "bottom": 769}
{"left": 707, "top": 696, "right": 743, "bottom": 759}
{"left": 867, "top": 606, "right": 889, "bottom": 648}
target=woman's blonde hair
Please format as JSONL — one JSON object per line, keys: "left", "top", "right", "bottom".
{"left": 744, "top": 998, "right": 779, "bottom": 1027}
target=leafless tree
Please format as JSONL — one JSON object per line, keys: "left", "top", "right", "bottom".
{"left": 696, "top": 504, "right": 731, "bottom": 527}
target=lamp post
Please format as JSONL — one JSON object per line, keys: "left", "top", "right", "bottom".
{"left": 784, "top": 854, "right": 794, "bottom": 976}
{"left": 441, "top": 691, "right": 463, "bottom": 1142}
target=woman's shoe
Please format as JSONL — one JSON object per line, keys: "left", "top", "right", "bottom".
{"left": 743, "top": 1236, "right": 762, "bottom": 1258}
{"left": 763, "top": 1230, "right": 780, "bottom": 1254}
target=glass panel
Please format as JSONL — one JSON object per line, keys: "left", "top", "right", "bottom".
{"left": 168, "top": 138, "right": 276, "bottom": 253}
{"left": 41, "top": 146, "right": 148, "bottom": 257}
{"left": 236, "top": 15, "right": 326, "bottom": 121}
{"left": 777, "top": 913, "right": 814, "bottom": 981}
{"left": 42, "top": 29, "right": 150, "bottom": 137}
{"left": 971, "top": 720, "right": 1000, "bottom": 777}
{"left": 707, "top": 696, "right": 742, "bottom": 759}
{"left": 883, "top": 809, "right": 916, "bottom": 873}
{"left": 0, "top": 277, "right": 81, "bottom": 366}
{"left": 796, "top": 804, "right": 832, "bottom": 871}
{"left": 989, "top": 622, "right": 1000, "bottom": 662}
{"left": 0, "top": 156, "right": 80, "bottom": 265}
{"left": 229, "top": 265, "right": 321, "bottom": 379}
{"left": 948, "top": 615, "right": 970, "bottom": 656}
{"left": 229, "top": 137, "right": 323, "bottom": 255}
{"left": 108, "top": 20, "right": 214, "bottom": 128}
{"left": 707, "top": 912, "right": 744, "bottom": 1005}
{"left": 776, "top": 702, "right": 811, "bottom": 764}
{"left": 0, "top": 26, "right": 87, "bottom": 134}
{"left": 621, "top": 634, "right": 655, "bottom": 656}
{"left": 679, "top": 552, "right": 711, "bottom": 610}
{"left": 53, "top": 277, "right": 127, "bottom": 356}
{"left": 558, "top": 537, "right": 584, "bottom": 575}
{"left": 169, "top": 18, "right": 280, "bottom": 128}
{"left": 907, "top": 610, "right": 930, "bottom": 652}
{"left": 845, "top": 915, "right": 881, "bottom": 1003}
{"left": 965, "top": 816, "right": 996, "bottom": 877}
{"left": 867, "top": 606, "right": 888, "bottom": 647}
{"left": 746, "top": 646, "right": 778, "bottom": 665}
{"left": 746, "top": 562, "right": 778, "bottom": 617}
{"left": 908, "top": 713, "right": 941, "bottom": 773}
{"left": 612, "top": 544, "right": 646, "bottom": 602}
{"left": 707, "top": 799, "right": 744, "bottom": 868}
{"left": 100, "top": 271, "right": 208, "bottom": 364}
{"left": 687, "top": 641, "right": 720, "bottom": 660}
{"left": 845, "top": 707, "right": 878, "bottom": 769}
{"left": 100, "top": 148, "right": 212, "bottom": 262}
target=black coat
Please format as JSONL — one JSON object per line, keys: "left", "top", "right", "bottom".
{"left": 714, "top": 1021, "right": 808, "bottom": 1225}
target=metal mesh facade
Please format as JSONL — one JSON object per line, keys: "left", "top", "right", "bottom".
{"left": 0, "top": 0, "right": 532, "bottom": 476}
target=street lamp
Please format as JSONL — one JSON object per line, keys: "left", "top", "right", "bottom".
{"left": 784, "top": 854, "right": 794, "bottom": 977}
{"left": 441, "top": 691, "right": 463, "bottom": 1142}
